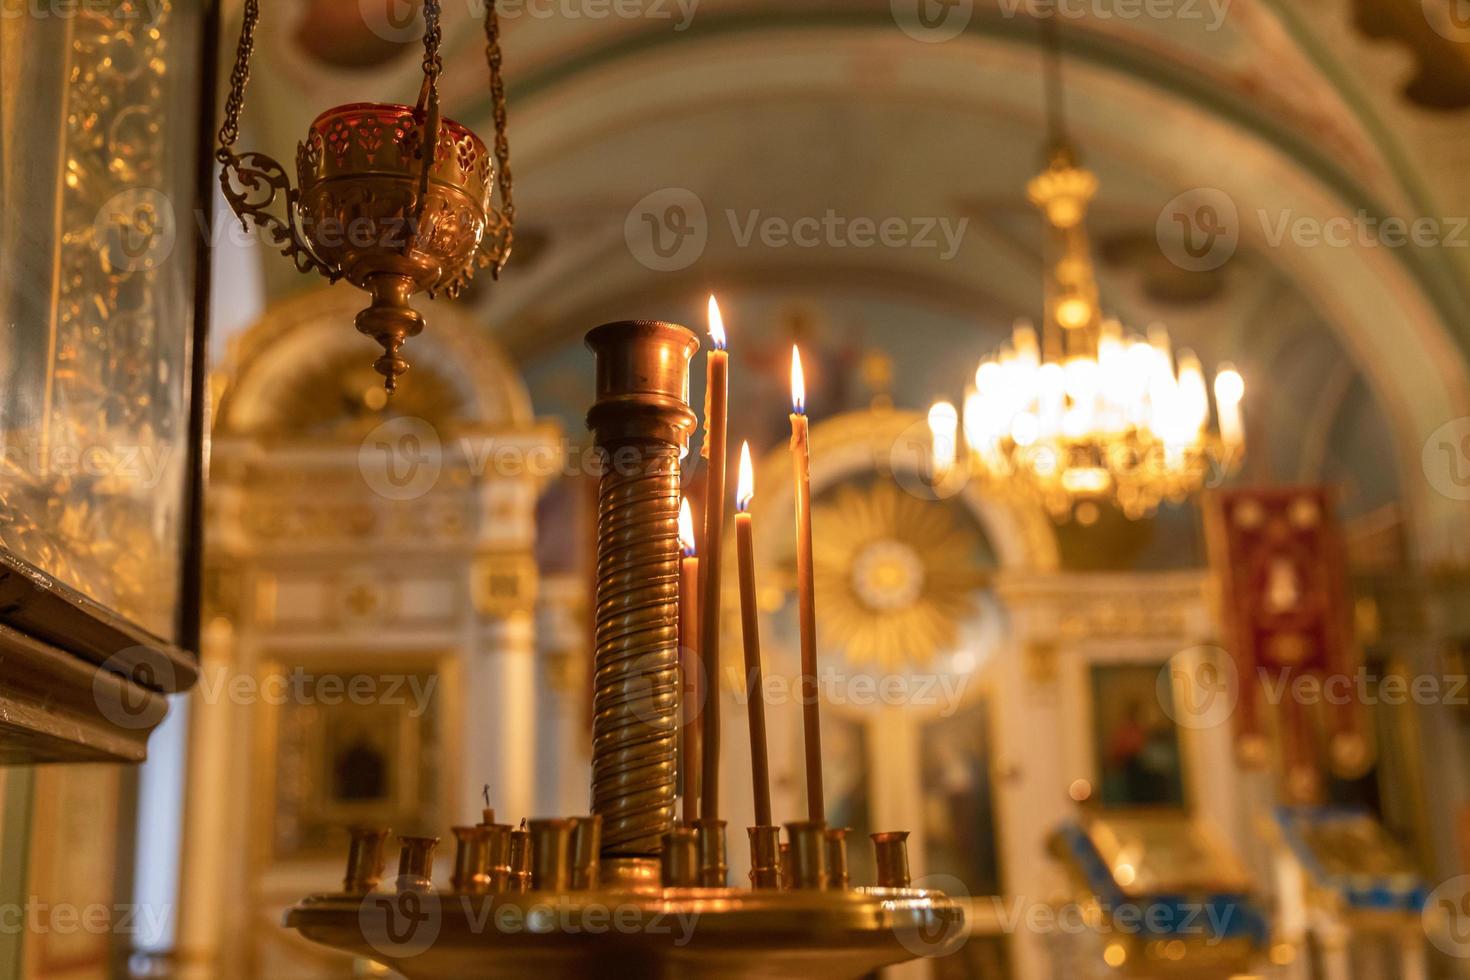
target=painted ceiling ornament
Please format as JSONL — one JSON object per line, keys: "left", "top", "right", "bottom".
{"left": 215, "top": 0, "right": 515, "bottom": 392}
{"left": 811, "top": 479, "right": 983, "bottom": 672}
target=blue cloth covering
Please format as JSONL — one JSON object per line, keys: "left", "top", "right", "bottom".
{"left": 1055, "top": 822, "right": 1271, "bottom": 948}
{"left": 1273, "top": 806, "right": 1430, "bottom": 913}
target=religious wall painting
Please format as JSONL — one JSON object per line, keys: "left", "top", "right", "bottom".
{"left": 921, "top": 698, "right": 1002, "bottom": 897}
{"left": 1090, "top": 663, "right": 1187, "bottom": 810}
{"left": 265, "top": 661, "right": 444, "bottom": 860}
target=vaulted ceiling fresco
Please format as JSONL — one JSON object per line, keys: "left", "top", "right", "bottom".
{"left": 219, "top": 0, "right": 1470, "bottom": 566}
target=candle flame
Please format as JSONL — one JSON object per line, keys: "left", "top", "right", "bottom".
{"left": 678, "top": 497, "right": 697, "bottom": 556}
{"left": 737, "top": 441, "right": 754, "bottom": 512}
{"left": 708, "top": 295, "right": 726, "bottom": 351}
{"left": 791, "top": 345, "right": 806, "bottom": 414}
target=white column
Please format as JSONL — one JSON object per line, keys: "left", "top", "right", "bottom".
{"left": 173, "top": 620, "right": 238, "bottom": 980}
{"left": 535, "top": 575, "right": 592, "bottom": 816}
{"left": 469, "top": 613, "right": 538, "bottom": 823}
{"left": 1398, "top": 924, "right": 1429, "bottom": 980}
{"left": 1312, "top": 913, "right": 1352, "bottom": 980}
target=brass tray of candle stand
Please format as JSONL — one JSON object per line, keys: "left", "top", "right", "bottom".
{"left": 285, "top": 884, "right": 964, "bottom": 979}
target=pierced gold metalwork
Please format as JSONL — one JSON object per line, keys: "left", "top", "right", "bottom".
{"left": 215, "top": 0, "right": 515, "bottom": 391}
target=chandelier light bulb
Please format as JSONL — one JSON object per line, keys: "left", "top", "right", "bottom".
{"left": 928, "top": 401, "right": 959, "bottom": 475}
{"left": 963, "top": 389, "right": 984, "bottom": 452}
{"left": 1056, "top": 296, "right": 1092, "bottom": 331}
{"left": 1214, "top": 365, "right": 1245, "bottom": 405}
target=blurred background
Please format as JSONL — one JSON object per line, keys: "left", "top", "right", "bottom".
{"left": 5, "top": 0, "right": 1470, "bottom": 978}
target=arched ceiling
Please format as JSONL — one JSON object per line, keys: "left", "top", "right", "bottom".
{"left": 221, "top": 0, "right": 1470, "bottom": 564}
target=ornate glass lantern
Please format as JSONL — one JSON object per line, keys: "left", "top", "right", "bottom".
{"left": 216, "top": 0, "right": 514, "bottom": 391}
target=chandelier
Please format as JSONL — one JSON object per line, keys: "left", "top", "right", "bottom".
{"left": 929, "top": 11, "right": 1244, "bottom": 523}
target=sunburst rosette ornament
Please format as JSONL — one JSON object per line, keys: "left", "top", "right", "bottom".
{"left": 810, "top": 480, "right": 984, "bottom": 672}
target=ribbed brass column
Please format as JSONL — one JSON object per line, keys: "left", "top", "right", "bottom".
{"left": 585, "top": 320, "right": 699, "bottom": 858}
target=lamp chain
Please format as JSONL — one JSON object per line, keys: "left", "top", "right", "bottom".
{"left": 216, "top": 0, "right": 259, "bottom": 151}
{"left": 1038, "top": 0, "right": 1070, "bottom": 153}
{"left": 485, "top": 0, "right": 516, "bottom": 271}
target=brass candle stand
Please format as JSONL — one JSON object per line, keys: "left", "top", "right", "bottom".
{"left": 284, "top": 321, "right": 963, "bottom": 978}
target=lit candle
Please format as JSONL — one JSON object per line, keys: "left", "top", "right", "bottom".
{"left": 734, "top": 442, "right": 773, "bottom": 827}
{"left": 789, "top": 346, "right": 825, "bottom": 822}
{"left": 678, "top": 497, "right": 701, "bottom": 825}
{"left": 698, "top": 296, "right": 728, "bottom": 824}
